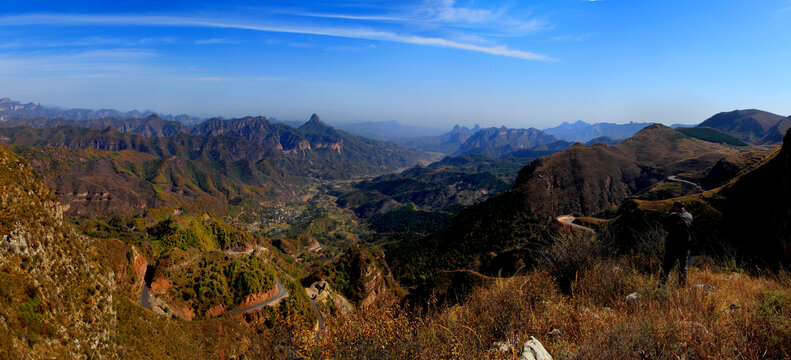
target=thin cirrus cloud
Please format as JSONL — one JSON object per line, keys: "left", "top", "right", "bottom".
{"left": 0, "top": 36, "right": 174, "bottom": 49}
{"left": 194, "top": 38, "right": 241, "bottom": 45}
{"left": 0, "top": 13, "right": 553, "bottom": 61}
{"left": 289, "top": 0, "right": 547, "bottom": 34}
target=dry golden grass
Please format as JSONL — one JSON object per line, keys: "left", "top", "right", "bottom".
{"left": 296, "top": 262, "right": 791, "bottom": 359}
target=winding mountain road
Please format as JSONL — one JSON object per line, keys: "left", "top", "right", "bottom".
{"left": 227, "top": 279, "right": 289, "bottom": 315}
{"left": 308, "top": 297, "right": 326, "bottom": 330}
{"left": 224, "top": 246, "right": 266, "bottom": 256}
{"left": 556, "top": 215, "right": 596, "bottom": 234}
{"left": 667, "top": 175, "right": 703, "bottom": 191}
{"left": 140, "top": 285, "right": 151, "bottom": 310}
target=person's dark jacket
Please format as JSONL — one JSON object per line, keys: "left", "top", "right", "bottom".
{"left": 665, "top": 209, "right": 693, "bottom": 248}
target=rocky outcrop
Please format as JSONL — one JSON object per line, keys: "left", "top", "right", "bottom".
{"left": 306, "top": 280, "right": 353, "bottom": 314}
{"left": 303, "top": 245, "right": 402, "bottom": 308}
{"left": 0, "top": 145, "right": 118, "bottom": 358}
{"left": 130, "top": 246, "right": 148, "bottom": 292}
{"left": 521, "top": 337, "right": 553, "bottom": 360}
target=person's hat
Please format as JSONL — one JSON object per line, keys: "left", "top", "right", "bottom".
{"left": 673, "top": 201, "right": 684, "bottom": 209}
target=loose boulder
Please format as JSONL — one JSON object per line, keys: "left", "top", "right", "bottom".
{"left": 521, "top": 337, "right": 553, "bottom": 360}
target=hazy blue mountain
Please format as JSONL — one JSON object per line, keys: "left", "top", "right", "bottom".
{"left": 454, "top": 126, "right": 568, "bottom": 159}
{"left": 0, "top": 97, "right": 203, "bottom": 124}
{"left": 543, "top": 120, "right": 654, "bottom": 143}
{"left": 403, "top": 124, "right": 482, "bottom": 154}
{"left": 670, "top": 123, "right": 698, "bottom": 129}
{"left": 584, "top": 136, "right": 622, "bottom": 145}
{"left": 335, "top": 120, "right": 445, "bottom": 141}
{"left": 1, "top": 114, "right": 188, "bottom": 137}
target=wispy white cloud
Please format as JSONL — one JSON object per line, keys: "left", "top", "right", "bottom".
{"left": 777, "top": 0, "right": 791, "bottom": 14}
{"left": 0, "top": 50, "right": 160, "bottom": 78}
{"left": 291, "top": 0, "right": 548, "bottom": 35}
{"left": 326, "top": 43, "right": 377, "bottom": 52}
{"left": 0, "top": 36, "right": 174, "bottom": 49}
{"left": 69, "top": 48, "right": 157, "bottom": 59}
{"left": 193, "top": 76, "right": 232, "bottom": 82}
{"left": 546, "top": 33, "right": 592, "bottom": 43}
{"left": 427, "top": 0, "right": 502, "bottom": 24}
{"left": 0, "top": 13, "right": 552, "bottom": 61}
{"left": 194, "top": 38, "right": 241, "bottom": 45}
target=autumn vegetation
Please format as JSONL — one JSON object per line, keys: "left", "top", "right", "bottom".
{"left": 295, "top": 231, "right": 791, "bottom": 359}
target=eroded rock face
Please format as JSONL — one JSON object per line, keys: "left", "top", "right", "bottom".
{"left": 0, "top": 145, "right": 118, "bottom": 358}
{"left": 236, "top": 286, "right": 280, "bottom": 310}
{"left": 306, "top": 280, "right": 353, "bottom": 314}
{"left": 303, "top": 245, "right": 402, "bottom": 309}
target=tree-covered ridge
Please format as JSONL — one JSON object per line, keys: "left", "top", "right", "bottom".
{"left": 676, "top": 126, "right": 748, "bottom": 146}
{"left": 153, "top": 249, "right": 278, "bottom": 318}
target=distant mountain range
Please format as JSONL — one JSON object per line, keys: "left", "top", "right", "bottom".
{"left": 543, "top": 120, "right": 656, "bottom": 143}
{"left": 402, "top": 124, "right": 573, "bottom": 159}
{"left": 402, "top": 124, "right": 482, "bottom": 154}
{"left": 335, "top": 120, "right": 445, "bottom": 141}
{"left": 453, "top": 126, "right": 569, "bottom": 159}
{"left": 0, "top": 108, "right": 434, "bottom": 216}
{"left": 0, "top": 97, "right": 204, "bottom": 124}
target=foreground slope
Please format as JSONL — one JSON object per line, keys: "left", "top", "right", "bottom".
{"left": 0, "top": 144, "right": 316, "bottom": 359}
{"left": 0, "top": 145, "right": 119, "bottom": 358}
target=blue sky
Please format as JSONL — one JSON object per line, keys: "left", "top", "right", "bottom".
{"left": 1, "top": 1, "right": 790, "bottom": 128}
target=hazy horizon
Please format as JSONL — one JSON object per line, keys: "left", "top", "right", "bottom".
{"left": 1, "top": 1, "right": 790, "bottom": 128}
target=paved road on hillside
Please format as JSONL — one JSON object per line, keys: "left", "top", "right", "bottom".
{"left": 227, "top": 279, "right": 289, "bottom": 315}
{"left": 308, "top": 297, "right": 326, "bottom": 330}
{"left": 556, "top": 215, "right": 596, "bottom": 234}
{"left": 140, "top": 285, "right": 151, "bottom": 310}
{"left": 224, "top": 245, "right": 267, "bottom": 256}
{"left": 667, "top": 176, "right": 703, "bottom": 191}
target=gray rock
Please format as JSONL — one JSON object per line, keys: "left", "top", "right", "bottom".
{"left": 626, "top": 292, "right": 641, "bottom": 302}
{"left": 492, "top": 341, "right": 512, "bottom": 353}
{"left": 694, "top": 283, "right": 715, "bottom": 291}
{"left": 548, "top": 328, "right": 563, "bottom": 338}
{"left": 521, "top": 337, "right": 553, "bottom": 360}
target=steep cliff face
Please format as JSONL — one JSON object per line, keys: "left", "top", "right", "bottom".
{"left": 0, "top": 145, "right": 118, "bottom": 358}
{"left": 303, "top": 245, "right": 402, "bottom": 308}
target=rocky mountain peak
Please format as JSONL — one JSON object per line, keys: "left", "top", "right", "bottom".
{"left": 309, "top": 113, "right": 322, "bottom": 123}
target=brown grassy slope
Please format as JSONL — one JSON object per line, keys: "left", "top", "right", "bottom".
{"left": 0, "top": 144, "right": 119, "bottom": 358}
{"left": 698, "top": 109, "right": 787, "bottom": 144}
{"left": 9, "top": 145, "right": 285, "bottom": 218}
{"left": 513, "top": 124, "right": 748, "bottom": 217}
{"left": 0, "top": 144, "right": 299, "bottom": 359}
{"left": 297, "top": 265, "right": 791, "bottom": 360}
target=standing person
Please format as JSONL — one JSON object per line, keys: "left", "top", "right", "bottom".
{"left": 660, "top": 201, "right": 693, "bottom": 286}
